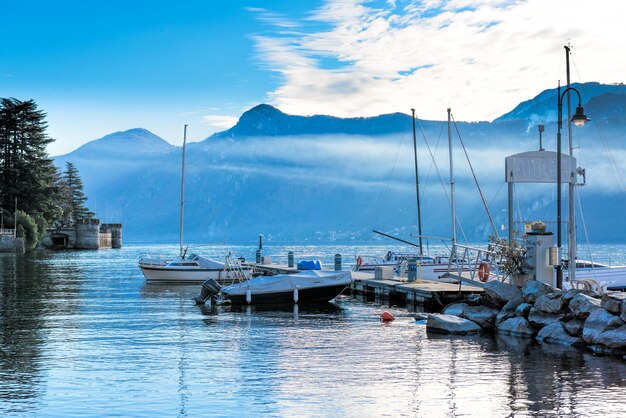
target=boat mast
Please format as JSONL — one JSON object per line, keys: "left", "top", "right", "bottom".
{"left": 448, "top": 108, "right": 456, "bottom": 245}
{"left": 565, "top": 44, "right": 576, "bottom": 283}
{"left": 411, "top": 108, "right": 424, "bottom": 256}
{"left": 179, "top": 125, "right": 188, "bottom": 259}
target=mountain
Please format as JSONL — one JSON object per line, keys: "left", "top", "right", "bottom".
{"left": 495, "top": 82, "right": 626, "bottom": 123}
{"left": 53, "top": 83, "right": 626, "bottom": 244}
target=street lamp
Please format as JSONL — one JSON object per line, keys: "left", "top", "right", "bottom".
{"left": 556, "top": 86, "right": 589, "bottom": 289}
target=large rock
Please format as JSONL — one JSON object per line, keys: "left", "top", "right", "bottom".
{"left": 528, "top": 307, "right": 565, "bottom": 329}
{"left": 622, "top": 300, "right": 626, "bottom": 323}
{"left": 442, "top": 303, "right": 468, "bottom": 316}
{"left": 562, "top": 289, "right": 581, "bottom": 303}
{"left": 569, "top": 293, "right": 601, "bottom": 319}
{"left": 461, "top": 305, "right": 500, "bottom": 329}
{"left": 497, "top": 316, "right": 536, "bottom": 338}
{"left": 594, "top": 324, "right": 626, "bottom": 349}
{"left": 426, "top": 314, "right": 482, "bottom": 335}
{"left": 483, "top": 281, "right": 522, "bottom": 308}
{"left": 522, "top": 280, "right": 558, "bottom": 304}
{"left": 562, "top": 318, "right": 585, "bottom": 337}
{"left": 582, "top": 309, "right": 625, "bottom": 345}
{"left": 514, "top": 302, "right": 533, "bottom": 318}
{"left": 496, "top": 297, "right": 522, "bottom": 325}
{"left": 534, "top": 292, "right": 566, "bottom": 314}
{"left": 601, "top": 292, "right": 626, "bottom": 314}
{"left": 536, "top": 322, "right": 586, "bottom": 347}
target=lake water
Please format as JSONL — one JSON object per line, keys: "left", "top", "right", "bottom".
{"left": 1, "top": 243, "right": 626, "bottom": 417}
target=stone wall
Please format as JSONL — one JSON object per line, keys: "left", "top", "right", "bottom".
{"left": 0, "top": 236, "right": 24, "bottom": 253}
{"left": 42, "top": 219, "right": 123, "bottom": 250}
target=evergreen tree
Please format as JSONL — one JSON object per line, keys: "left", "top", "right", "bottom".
{"left": 0, "top": 98, "right": 60, "bottom": 221}
{"left": 61, "top": 161, "right": 94, "bottom": 222}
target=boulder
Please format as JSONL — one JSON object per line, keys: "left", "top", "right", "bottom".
{"left": 562, "top": 288, "right": 581, "bottom": 303}
{"left": 483, "top": 281, "right": 522, "bottom": 308}
{"left": 496, "top": 297, "right": 522, "bottom": 325}
{"left": 528, "top": 307, "right": 565, "bottom": 329}
{"left": 562, "top": 318, "right": 585, "bottom": 337}
{"left": 522, "top": 280, "right": 558, "bottom": 304}
{"left": 536, "top": 322, "right": 586, "bottom": 347}
{"left": 534, "top": 292, "right": 566, "bottom": 314}
{"left": 601, "top": 292, "right": 626, "bottom": 314}
{"left": 514, "top": 302, "right": 533, "bottom": 318}
{"left": 582, "top": 309, "right": 625, "bottom": 345}
{"left": 426, "top": 314, "right": 482, "bottom": 335}
{"left": 442, "top": 303, "right": 468, "bottom": 317}
{"left": 622, "top": 301, "right": 626, "bottom": 323}
{"left": 463, "top": 294, "right": 484, "bottom": 306}
{"left": 594, "top": 324, "right": 626, "bottom": 349}
{"left": 569, "top": 293, "right": 601, "bottom": 319}
{"left": 460, "top": 305, "right": 500, "bottom": 329}
{"left": 497, "top": 316, "right": 536, "bottom": 338}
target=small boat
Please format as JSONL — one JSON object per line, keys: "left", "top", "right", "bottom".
{"left": 138, "top": 125, "right": 250, "bottom": 284}
{"left": 564, "top": 260, "right": 626, "bottom": 291}
{"left": 139, "top": 253, "right": 252, "bottom": 284}
{"left": 198, "top": 270, "right": 352, "bottom": 305}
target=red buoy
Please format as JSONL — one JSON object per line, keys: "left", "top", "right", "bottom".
{"left": 381, "top": 311, "right": 395, "bottom": 322}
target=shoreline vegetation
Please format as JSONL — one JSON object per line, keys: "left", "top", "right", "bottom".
{"left": 0, "top": 98, "right": 93, "bottom": 250}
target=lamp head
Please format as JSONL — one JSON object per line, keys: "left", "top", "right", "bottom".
{"left": 571, "top": 105, "right": 590, "bottom": 127}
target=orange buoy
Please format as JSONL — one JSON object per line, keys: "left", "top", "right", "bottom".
{"left": 381, "top": 311, "right": 395, "bottom": 321}
{"left": 356, "top": 256, "right": 363, "bottom": 268}
{"left": 478, "top": 262, "right": 490, "bottom": 282}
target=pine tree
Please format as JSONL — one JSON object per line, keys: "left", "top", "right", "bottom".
{"left": 0, "top": 98, "right": 60, "bottom": 221}
{"left": 61, "top": 161, "right": 94, "bottom": 222}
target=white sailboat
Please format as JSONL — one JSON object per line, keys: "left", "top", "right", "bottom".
{"left": 138, "top": 125, "right": 252, "bottom": 284}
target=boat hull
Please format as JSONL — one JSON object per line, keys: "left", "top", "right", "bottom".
{"left": 139, "top": 265, "right": 251, "bottom": 284}
{"left": 225, "top": 283, "right": 349, "bottom": 305}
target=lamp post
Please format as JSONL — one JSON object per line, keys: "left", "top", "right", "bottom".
{"left": 556, "top": 86, "right": 589, "bottom": 288}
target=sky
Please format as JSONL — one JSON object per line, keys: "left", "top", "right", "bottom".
{"left": 2, "top": 0, "right": 626, "bottom": 155}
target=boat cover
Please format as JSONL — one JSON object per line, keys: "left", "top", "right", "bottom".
{"left": 191, "top": 255, "right": 226, "bottom": 269}
{"left": 222, "top": 270, "right": 352, "bottom": 296}
{"left": 297, "top": 260, "right": 322, "bottom": 270}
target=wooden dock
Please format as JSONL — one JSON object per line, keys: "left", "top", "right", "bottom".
{"left": 243, "top": 262, "right": 483, "bottom": 310}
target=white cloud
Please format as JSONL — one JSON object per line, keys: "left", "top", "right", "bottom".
{"left": 202, "top": 115, "right": 238, "bottom": 130}
{"left": 251, "top": 0, "right": 626, "bottom": 122}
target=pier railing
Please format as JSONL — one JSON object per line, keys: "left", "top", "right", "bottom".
{"left": 0, "top": 228, "right": 16, "bottom": 237}
{"left": 444, "top": 243, "right": 504, "bottom": 285}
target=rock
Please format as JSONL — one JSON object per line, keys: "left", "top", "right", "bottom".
{"left": 522, "top": 280, "right": 558, "bottom": 304}
{"left": 562, "top": 318, "right": 585, "bottom": 337}
{"left": 514, "top": 302, "right": 533, "bottom": 318}
{"left": 594, "top": 324, "right": 626, "bottom": 349}
{"left": 601, "top": 292, "right": 626, "bottom": 314}
{"left": 528, "top": 307, "right": 565, "bottom": 329}
{"left": 582, "top": 309, "right": 625, "bottom": 345}
{"left": 483, "top": 281, "right": 522, "bottom": 308}
{"left": 536, "top": 322, "right": 586, "bottom": 347}
{"left": 569, "top": 293, "right": 602, "bottom": 319}
{"left": 426, "top": 314, "right": 482, "bottom": 335}
{"left": 562, "top": 289, "right": 581, "bottom": 303}
{"left": 414, "top": 312, "right": 430, "bottom": 321}
{"left": 534, "top": 292, "right": 566, "bottom": 314}
{"left": 496, "top": 297, "right": 522, "bottom": 325}
{"left": 622, "top": 300, "right": 626, "bottom": 323}
{"left": 497, "top": 316, "right": 536, "bottom": 338}
{"left": 460, "top": 305, "right": 500, "bottom": 329}
{"left": 460, "top": 294, "right": 484, "bottom": 306}
{"left": 442, "top": 303, "right": 468, "bottom": 317}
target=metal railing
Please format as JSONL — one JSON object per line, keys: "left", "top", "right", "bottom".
{"left": 445, "top": 243, "right": 505, "bottom": 284}
{"left": 225, "top": 252, "right": 250, "bottom": 284}
{"left": 0, "top": 228, "right": 16, "bottom": 237}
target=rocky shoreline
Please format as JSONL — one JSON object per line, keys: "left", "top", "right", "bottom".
{"left": 423, "top": 280, "right": 626, "bottom": 360}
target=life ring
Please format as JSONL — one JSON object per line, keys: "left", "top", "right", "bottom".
{"left": 356, "top": 256, "right": 363, "bottom": 268}
{"left": 478, "top": 262, "right": 490, "bottom": 282}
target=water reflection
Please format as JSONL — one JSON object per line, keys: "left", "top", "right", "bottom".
{"left": 1, "top": 246, "right": 625, "bottom": 417}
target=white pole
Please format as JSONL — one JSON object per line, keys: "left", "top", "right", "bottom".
{"left": 448, "top": 108, "right": 456, "bottom": 244}
{"left": 179, "top": 125, "right": 187, "bottom": 259}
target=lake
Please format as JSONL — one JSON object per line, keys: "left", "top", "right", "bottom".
{"left": 1, "top": 243, "right": 626, "bottom": 417}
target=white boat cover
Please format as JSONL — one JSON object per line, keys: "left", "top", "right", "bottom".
{"left": 222, "top": 270, "right": 352, "bottom": 296}
{"left": 191, "top": 255, "right": 226, "bottom": 269}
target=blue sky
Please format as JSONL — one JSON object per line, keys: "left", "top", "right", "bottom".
{"left": 3, "top": 0, "right": 625, "bottom": 154}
